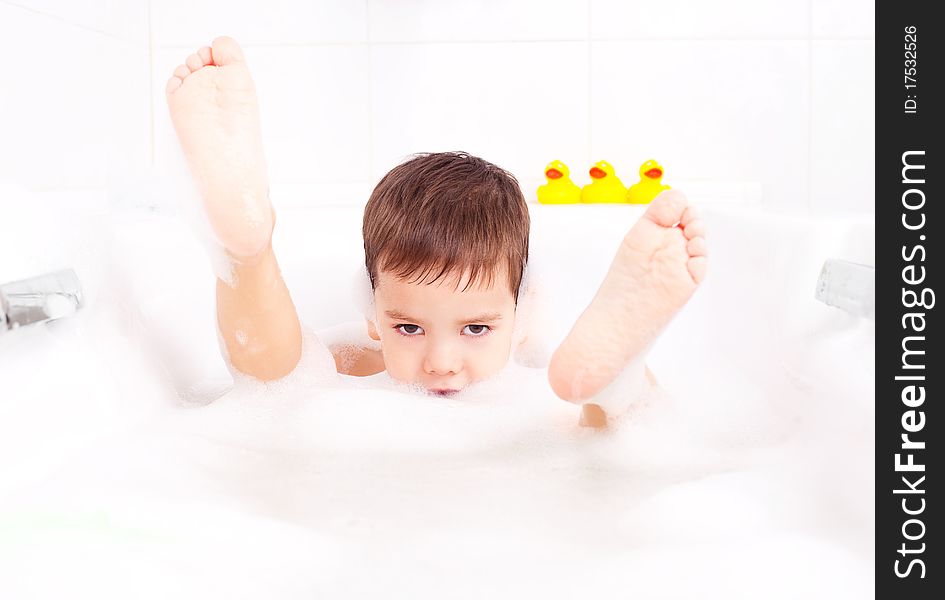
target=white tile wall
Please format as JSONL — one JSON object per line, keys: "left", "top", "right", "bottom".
{"left": 0, "top": 1, "right": 150, "bottom": 195}
{"left": 150, "top": 0, "right": 366, "bottom": 46}
{"left": 810, "top": 41, "right": 874, "bottom": 214}
{"left": 590, "top": 41, "right": 809, "bottom": 211}
{"left": 812, "top": 0, "right": 875, "bottom": 39}
{"left": 591, "top": 0, "right": 809, "bottom": 40}
{"left": 369, "top": 41, "right": 590, "bottom": 194}
{"left": 2, "top": 0, "right": 148, "bottom": 41}
{"left": 1, "top": 0, "right": 877, "bottom": 215}
{"left": 369, "top": 0, "right": 588, "bottom": 42}
{"left": 152, "top": 45, "right": 371, "bottom": 196}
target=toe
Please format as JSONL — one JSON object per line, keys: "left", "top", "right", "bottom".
{"left": 197, "top": 46, "right": 213, "bottom": 64}
{"left": 185, "top": 53, "right": 204, "bottom": 72}
{"left": 682, "top": 218, "right": 707, "bottom": 240}
{"left": 687, "top": 236, "right": 708, "bottom": 257}
{"left": 210, "top": 36, "right": 247, "bottom": 66}
{"left": 165, "top": 76, "right": 182, "bottom": 94}
{"left": 680, "top": 205, "right": 703, "bottom": 227}
{"left": 644, "top": 190, "right": 688, "bottom": 227}
{"left": 173, "top": 64, "right": 190, "bottom": 79}
{"left": 687, "top": 256, "right": 708, "bottom": 284}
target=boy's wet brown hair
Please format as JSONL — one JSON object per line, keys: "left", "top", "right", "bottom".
{"left": 363, "top": 151, "right": 530, "bottom": 303}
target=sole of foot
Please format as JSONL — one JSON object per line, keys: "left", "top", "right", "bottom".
{"left": 165, "top": 36, "right": 274, "bottom": 260}
{"left": 548, "top": 190, "right": 708, "bottom": 405}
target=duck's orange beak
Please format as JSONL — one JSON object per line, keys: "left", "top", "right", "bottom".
{"left": 589, "top": 167, "right": 607, "bottom": 179}
{"left": 545, "top": 168, "right": 563, "bottom": 179}
{"left": 644, "top": 168, "right": 663, "bottom": 179}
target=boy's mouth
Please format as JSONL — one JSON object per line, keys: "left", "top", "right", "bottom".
{"left": 429, "top": 388, "right": 459, "bottom": 397}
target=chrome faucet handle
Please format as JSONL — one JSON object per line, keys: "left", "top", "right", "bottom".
{"left": 0, "top": 269, "right": 84, "bottom": 334}
{"left": 814, "top": 259, "right": 874, "bottom": 320}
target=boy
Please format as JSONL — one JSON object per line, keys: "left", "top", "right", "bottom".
{"left": 165, "top": 37, "right": 708, "bottom": 426}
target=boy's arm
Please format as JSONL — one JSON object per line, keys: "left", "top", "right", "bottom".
{"left": 216, "top": 241, "right": 302, "bottom": 381}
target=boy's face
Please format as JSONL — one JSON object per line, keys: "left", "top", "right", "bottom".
{"left": 368, "top": 266, "right": 518, "bottom": 396}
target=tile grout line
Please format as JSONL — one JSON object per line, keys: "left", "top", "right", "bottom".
{"left": 587, "top": 1, "right": 593, "bottom": 170}
{"left": 153, "top": 37, "right": 875, "bottom": 51}
{"left": 0, "top": 0, "right": 130, "bottom": 42}
{"left": 807, "top": 0, "right": 813, "bottom": 214}
{"left": 148, "top": 0, "right": 155, "bottom": 167}
{"left": 366, "top": 0, "right": 374, "bottom": 186}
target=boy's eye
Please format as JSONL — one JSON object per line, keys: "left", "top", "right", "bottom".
{"left": 396, "top": 324, "right": 423, "bottom": 336}
{"left": 393, "top": 324, "right": 491, "bottom": 337}
{"left": 464, "top": 324, "right": 490, "bottom": 336}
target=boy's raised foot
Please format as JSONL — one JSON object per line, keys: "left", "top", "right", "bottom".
{"left": 548, "top": 190, "right": 708, "bottom": 407}
{"left": 166, "top": 36, "right": 274, "bottom": 259}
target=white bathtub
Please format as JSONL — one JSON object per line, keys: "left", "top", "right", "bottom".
{"left": 0, "top": 185, "right": 874, "bottom": 598}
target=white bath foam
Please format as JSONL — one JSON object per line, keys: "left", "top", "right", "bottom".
{"left": 196, "top": 350, "right": 575, "bottom": 459}
{"left": 773, "top": 314, "right": 876, "bottom": 554}
{"left": 509, "top": 254, "right": 556, "bottom": 368}
{"left": 611, "top": 463, "right": 847, "bottom": 548}
{"left": 105, "top": 213, "right": 235, "bottom": 402}
{"left": 581, "top": 533, "right": 872, "bottom": 599}
{"left": 0, "top": 193, "right": 185, "bottom": 498}
{"left": 0, "top": 280, "right": 178, "bottom": 499}
{"left": 314, "top": 319, "right": 380, "bottom": 357}
{"left": 0, "top": 362, "right": 870, "bottom": 600}
{"left": 1, "top": 202, "right": 876, "bottom": 598}
{"left": 333, "top": 530, "right": 590, "bottom": 598}
{"left": 0, "top": 493, "right": 353, "bottom": 600}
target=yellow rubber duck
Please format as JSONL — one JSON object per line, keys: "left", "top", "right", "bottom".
{"left": 626, "top": 159, "right": 671, "bottom": 204}
{"left": 580, "top": 160, "right": 627, "bottom": 203}
{"left": 537, "top": 160, "right": 581, "bottom": 204}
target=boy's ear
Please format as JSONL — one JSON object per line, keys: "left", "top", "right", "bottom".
{"left": 367, "top": 318, "right": 381, "bottom": 341}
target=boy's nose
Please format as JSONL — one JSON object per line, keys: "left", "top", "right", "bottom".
{"left": 423, "top": 341, "right": 462, "bottom": 376}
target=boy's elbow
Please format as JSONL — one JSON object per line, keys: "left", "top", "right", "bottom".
{"left": 229, "top": 340, "right": 302, "bottom": 382}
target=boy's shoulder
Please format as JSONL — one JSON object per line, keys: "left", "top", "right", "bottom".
{"left": 332, "top": 345, "right": 385, "bottom": 377}
{"left": 315, "top": 319, "right": 385, "bottom": 377}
